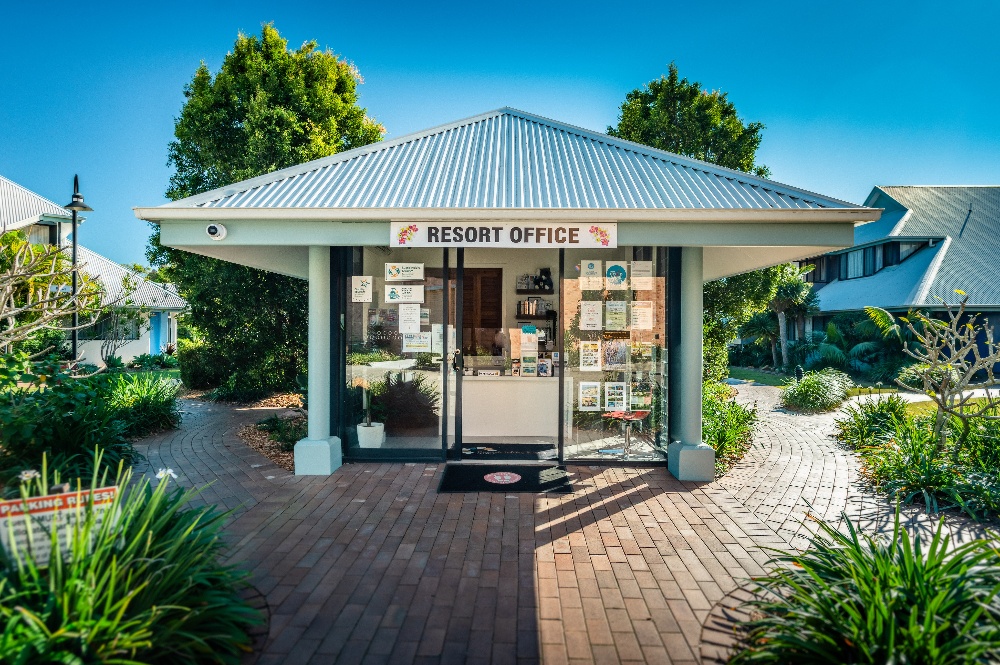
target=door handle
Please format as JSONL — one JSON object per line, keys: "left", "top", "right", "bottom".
{"left": 452, "top": 350, "right": 463, "bottom": 373}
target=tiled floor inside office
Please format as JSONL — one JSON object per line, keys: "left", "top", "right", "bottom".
{"left": 135, "top": 386, "right": 988, "bottom": 664}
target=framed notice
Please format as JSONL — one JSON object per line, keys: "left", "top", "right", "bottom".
{"left": 521, "top": 353, "right": 538, "bottom": 376}
{"left": 398, "top": 303, "right": 421, "bottom": 333}
{"left": 352, "top": 276, "right": 373, "bottom": 303}
{"left": 603, "top": 339, "right": 629, "bottom": 370}
{"left": 581, "top": 260, "right": 603, "bottom": 290}
{"left": 385, "top": 285, "right": 424, "bottom": 303}
{"left": 580, "top": 301, "right": 602, "bottom": 330}
{"left": 402, "top": 332, "right": 432, "bottom": 352}
{"left": 631, "top": 261, "right": 653, "bottom": 290}
{"left": 605, "top": 301, "right": 627, "bottom": 331}
{"left": 579, "top": 381, "right": 601, "bottom": 411}
{"left": 385, "top": 263, "right": 424, "bottom": 281}
{"left": 630, "top": 301, "right": 653, "bottom": 330}
{"left": 604, "top": 382, "right": 627, "bottom": 411}
{"left": 580, "top": 340, "right": 601, "bottom": 371}
{"left": 605, "top": 261, "right": 628, "bottom": 290}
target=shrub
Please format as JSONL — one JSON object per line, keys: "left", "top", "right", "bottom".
{"left": 103, "top": 373, "right": 181, "bottom": 439}
{"left": 896, "top": 362, "right": 959, "bottom": 392}
{"left": 158, "top": 353, "right": 179, "bottom": 368}
{"left": 780, "top": 368, "right": 853, "bottom": 412}
{"left": 103, "top": 355, "right": 126, "bottom": 372}
{"left": 733, "top": 512, "right": 1000, "bottom": 664}
{"left": 835, "top": 393, "right": 909, "bottom": 450}
{"left": 131, "top": 353, "right": 161, "bottom": 370}
{"left": 0, "top": 460, "right": 262, "bottom": 664}
{"left": 177, "top": 339, "right": 230, "bottom": 389}
{"left": 346, "top": 348, "right": 401, "bottom": 365}
{"left": 703, "top": 382, "right": 758, "bottom": 475}
{"left": 257, "top": 415, "right": 307, "bottom": 452}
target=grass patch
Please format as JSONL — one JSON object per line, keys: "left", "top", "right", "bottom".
{"left": 727, "top": 367, "right": 789, "bottom": 387}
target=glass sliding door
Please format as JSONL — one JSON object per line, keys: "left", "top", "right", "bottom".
{"left": 343, "top": 247, "right": 452, "bottom": 459}
{"left": 561, "top": 247, "right": 668, "bottom": 462}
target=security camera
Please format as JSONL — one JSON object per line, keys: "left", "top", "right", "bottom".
{"left": 206, "top": 223, "right": 228, "bottom": 240}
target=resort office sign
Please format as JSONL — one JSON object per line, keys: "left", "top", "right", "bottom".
{"left": 391, "top": 222, "right": 617, "bottom": 249}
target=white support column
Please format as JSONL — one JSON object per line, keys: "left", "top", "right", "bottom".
{"left": 294, "top": 246, "right": 342, "bottom": 475}
{"left": 668, "top": 246, "right": 715, "bottom": 481}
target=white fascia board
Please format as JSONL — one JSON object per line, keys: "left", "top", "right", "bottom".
{"left": 165, "top": 243, "right": 309, "bottom": 279}
{"left": 136, "top": 206, "right": 880, "bottom": 224}
{"left": 704, "top": 246, "right": 842, "bottom": 281}
{"left": 158, "top": 218, "right": 856, "bottom": 249}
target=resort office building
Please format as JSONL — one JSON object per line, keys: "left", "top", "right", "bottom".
{"left": 136, "top": 109, "right": 880, "bottom": 481}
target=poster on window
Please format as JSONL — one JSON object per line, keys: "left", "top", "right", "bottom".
{"left": 385, "top": 263, "right": 424, "bottom": 281}
{"left": 605, "top": 261, "right": 629, "bottom": 290}
{"left": 402, "top": 332, "right": 432, "bottom": 352}
{"left": 351, "top": 276, "right": 373, "bottom": 302}
{"left": 420, "top": 308, "right": 430, "bottom": 326}
{"left": 605, "top": 301, "right": 627, "bottom": 331}
{"left": 398, "top": 303, "right": 421, "bottom": 333}
{"left": 581, "top": 260, "right": 603, "bottom": 290}
{"left": 603, "top": 339, "right": 629, "bottom": 370}
{"left": 631, "top": 261, "right": 653, "bottom": 290}
{"left": 520, "top": 352, "right": 538, "bottom": 376}
{"left": 604, "top": 382, "right": 627, "bottom": 411}
{"left": 579, "top": 340, "right": 602, "bottom": 371}
{"left": 579, "top": 381, "right": 601, "bottom": 411}
{"left": 580, "top": 301, "right": 602, "bottom": 330}
{"left": 385, "top": 285, "right": 424, "bottom": 303}
{"left": 630, "top": 301, "right": 653, "bottom": 330}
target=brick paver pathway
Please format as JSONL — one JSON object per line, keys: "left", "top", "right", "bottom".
{"left": 136, "top": 390, "right": 989, "bottom": 664}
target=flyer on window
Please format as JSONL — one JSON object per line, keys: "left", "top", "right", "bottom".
{"left": 631, "top": 261, "right": 653, "bottom": 290}
{"left": 385, "top": 263, "right": 424, "bottom": 281}
{"left": 580, "top": 301, "right": 602, "bottom": 330}
{"left": 630, "top": 301, "right": 653, "bottom": 330}
{"left": 605, "top": 261, "right": 629, "bottom": 290}
{"left": 605, "top": 301, "right": 627, "bottom": 330}
{"left": 579, "top": 381, "right": 601, "bottom": 411}
{"left": 385, "top": 284, "right": 424, "bottom": 303}
{"left": 398, "top": 303, "right": 421, "bottom": 333}
{"left": 401, "top": 332, "right": 432, "bottom": 352}
{"left": 351, "top": 276, "right": 373, "bottom": 303}
{"left": 580, "top": 340, "right": 602, "bottom": 371}
{"left": 603, "top": 339, "right": 629, "bottom": 370}
{"left": 581, "top": 260, "right": 603, "bottom": 290}
{"left": 604, "top": 382, "right": 627, "bottom": 411}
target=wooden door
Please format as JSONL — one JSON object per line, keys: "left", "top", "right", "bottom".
{"left": 461, "top": 268, "right": 503, "bottom": 354}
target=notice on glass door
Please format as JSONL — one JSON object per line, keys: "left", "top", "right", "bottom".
{"left": 579, "top": 381, "right": 601, "bottom": 411}
{"left": 630, "top": 301, "right": 653, "bottom": 330}
{"left": 631, "top": 261, "right": 653, "bottom": 290}
{"left": 581, "top": 260, "right": 603, "bottom": 290}
{"left": 385, "top": 285, "right": 424, "bottom": 303}
{"left": 604, "top": 382, "right": 627, "bottom": 411}
{"left": 402, "top": 332, "right": 432, "bottom": 352}
{"left": 398, "top": 303, "right": 421, "bottom": 333}
{"left": 580, "top": 301, "right": 602, "bottom": 330}
{"left": 351, "top": 276, "right": 373, "bottom": 303}
{"left": 580, "top": 340, "right": 602, "bottom": 371}
{"left": 605, "top": 301, "right": 627, "bottom": 331}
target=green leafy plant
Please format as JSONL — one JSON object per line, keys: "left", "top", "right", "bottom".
{"left": 257, "top": 415, "right": 307, "bottom": 452}
{"left": 103, "top": 373, "right": 181, "bottom": 439}
{"left": 0, "top": 457, "right": 262, "bottom": 664}
{"left": 703, "top": 382, "right": 758, "bottom": 475}
{"left": 131, "top": 353, "right": 161, "bottom": 370}
{"left": 835, "top": 393, "right": 909, "bottom": 450}
{"left": 177, "top": 338, "right": 230, "bottom": 389}
{"left": 102, "top": 355, "right": 125, "bottom": 372}
{"left": 780, "top": 368, "right": 854, "bottom": 412}
{"left": 346, "top": 348, "right": 401, "bottom": 366}
{"left": 733, "top": 511, "right": 1000, "bottom": 664}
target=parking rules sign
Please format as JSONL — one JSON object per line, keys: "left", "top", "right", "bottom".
{"left": 0, "top": 486, "right": 118, "bottom": 567}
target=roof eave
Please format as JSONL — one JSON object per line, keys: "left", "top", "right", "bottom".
{"left": 135, "top": 206, "right": 881, "bottom": 224}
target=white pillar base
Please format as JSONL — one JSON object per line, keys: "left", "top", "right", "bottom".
{"left": 667, "top": 441, "right": 715, "bottom": 482}
{"left": 294, "top": 437, "right": 343, "bottom": 475}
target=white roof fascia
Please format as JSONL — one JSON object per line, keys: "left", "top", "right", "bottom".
{"left": 136, "top": 206, "right": 879, "bottom": 224}
{"left": 888, "top": 208, "right": 912, "bottom": 236}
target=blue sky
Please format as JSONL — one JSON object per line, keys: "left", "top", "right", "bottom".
{"left": 1, "top": 0, "right": 997, "bottom": 265}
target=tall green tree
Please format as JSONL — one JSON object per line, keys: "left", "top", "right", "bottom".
{"left": 609, "top": 63, "right": 776, "bottom": 380}
{"left": 148, "top": 24, "right": 384, "bottom": 395}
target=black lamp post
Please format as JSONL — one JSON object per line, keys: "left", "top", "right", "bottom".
{"left": 64, "top": 175, "right": 92, "bottom": 360}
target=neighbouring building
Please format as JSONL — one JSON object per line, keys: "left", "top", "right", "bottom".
{"left": 800, "top": 186, "right": 1000, "bottom": 334}
{"left": 1, "top": 174, "right": 185, "bottom": 365}
{"left": 136, "top": 108, "right": 879, "bottom": 480}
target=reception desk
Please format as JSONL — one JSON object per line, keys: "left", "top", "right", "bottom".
{"left": 461, "top": 375, "right": 559, "bottom": 438}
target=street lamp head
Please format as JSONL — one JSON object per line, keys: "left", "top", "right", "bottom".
{"left": 64, "top": 174, "right": 93, "bottom": 212}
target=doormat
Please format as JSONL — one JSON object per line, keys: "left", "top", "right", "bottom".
{"left": 462, "top": 443, "right": 557, "bottom": 461}
{"left": 438, "top": 464, "right": 574, "bottom": 494}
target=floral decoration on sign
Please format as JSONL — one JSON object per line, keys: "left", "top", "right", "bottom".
{"left": 397, "top": 225, "right": 418, "bottom": 245}
{"left": 589, "top": 225, "right": 611, "bottom": 246}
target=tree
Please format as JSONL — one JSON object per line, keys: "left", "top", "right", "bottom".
{"left": 609, "top": 63, "right": 774, "bottom": 379}
{"left": 769, "top": 264, "right": 814, "bottom": 368}
{"left": 740, "top": 311, "right": 780, "bottom": 368}
{"left": 148, "top": 24, "right": 384, "bottom": 393}
{"left": 608, "top": 62, "right": 769, "bottom": 177}
{"left": 0, "top": 230, "right": 101, "bottom": 353}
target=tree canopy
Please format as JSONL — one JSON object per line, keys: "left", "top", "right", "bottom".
{"left": 609, "top": 63, "right": 776, "bottom": 380}
{"left": 148, "top": 24, "right": 384, "bottom": 397}
{"left": 608, "top": 62, "right": 769, "bottom": 178}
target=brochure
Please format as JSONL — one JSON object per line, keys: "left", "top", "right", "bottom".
{"left": 604, "top": 382, "right": 627, "bottom": 411}
{"left": 580, "top": 340, "right": 602, "bottom": 371}
{"left": 579, "top": 381, "right": 601, "bottom": 411}
{"left": 580, "top": 301, "right": 602, "bottom": 330}
{"left": 605, "top": 301, "right": 627, "bottom": 330}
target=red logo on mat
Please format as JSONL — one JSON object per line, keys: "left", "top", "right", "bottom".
{"left": 484, "top": 472, "right": 522, "bottom": 484}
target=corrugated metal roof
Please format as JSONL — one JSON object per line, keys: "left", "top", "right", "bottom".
{"left": 0, "top": 174, "right": 71, "bottom": 232}
{"left": 162, "top": 108, "right": 861, "bottom": 212}
{"left": 817, "top": 186, "right": 1000, "bottom": 311}
{"left": 77, "top": 246, "right": 186, "bottom": 311}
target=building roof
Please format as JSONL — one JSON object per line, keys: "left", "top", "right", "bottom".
{"left": 0, "top": 174, "right": 71, "bottom": 233}
{"left": 156, "top": 108, "right": 864, "bottom": 213}
{"left": 78, "top": 246, "right": 186, "bottom": 311}
{"left": 816, "top": 186, "right": 1000, "bottom": 311}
